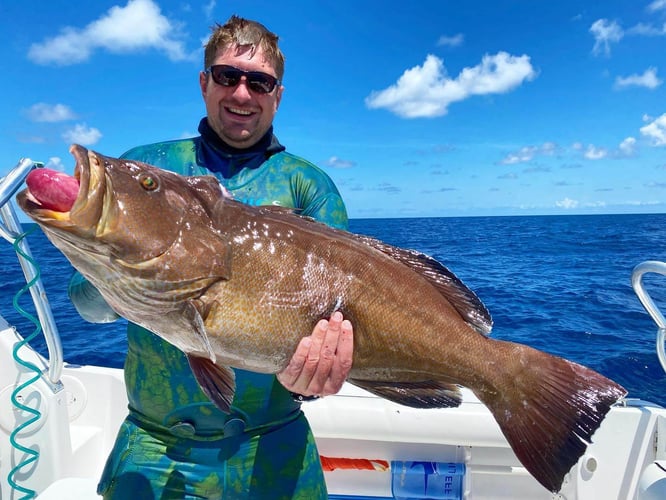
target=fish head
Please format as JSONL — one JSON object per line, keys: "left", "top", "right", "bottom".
{"left": 17, "top": 145, "right": 232, "bottom": 299}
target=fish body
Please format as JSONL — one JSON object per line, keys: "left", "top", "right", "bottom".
{"left": 18, "top": 145, "right": 626, "bottom": 493}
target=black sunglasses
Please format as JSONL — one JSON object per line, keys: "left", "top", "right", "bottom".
{"left": 206, "top": 65, "right": 281, "bottom": 94}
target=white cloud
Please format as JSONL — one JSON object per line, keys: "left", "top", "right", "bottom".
{"left": 556, "top": 197, "right": 579, "bottom": 209}
{"left": 365, "top": 52, "right": 536, "bottom": 118}
{"left": 647, "top": 0, "right": 666, "bottom": 13}
{"left": 541, "top": 142, "right": 558, "bottom": 155}
{"left": 500, "top": 142, "right": 558, "bottom": 165}
{"left": 590, "top": 19, "right": 624, "bottom": 56}
{"left": 627, "top": 22, "right": 666, "bottom": 36}
{"left": 322, "top": 156, "right": 356, "bottom": 168}
{"left": 640, "top": 113, "right": 666, "bottom": 146}
{"left": 618, "top": 137, "right": 637, "bottom": 156}
{"left": 62, "top": 124, "right": 102, "bottom": 145}
{"left": 615, "top": 67, "right": 662, "bottom": 89}
{"left": 436, "top": 34, "right": 464, "bottom": 47}
{"left": 573, "top": 137, "right": 637, "bottom": 159}
{"left": 28, "top": 0, "right": 189, "bottom": 65}
{"left": 501, "top": 147, "right": 534, "bottom": 165}
{"left": 44, "top": 157, "right": 66, "bottom": 172}
{"left": 26, "top": 103, "right": 77, "bottom": 122}
{"left": 584, "top": 145, "right": 608, "bottom": 160}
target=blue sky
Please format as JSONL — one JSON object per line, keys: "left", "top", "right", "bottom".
{"left": 1, "top": 0, "right": 665, "bottom": 218}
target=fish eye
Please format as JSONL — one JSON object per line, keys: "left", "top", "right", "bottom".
{"left": 139, "top": 174, "right": 159, "bottom": 191}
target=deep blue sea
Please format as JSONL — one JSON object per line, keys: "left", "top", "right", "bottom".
{"left": 2, "top": 214, "right": 666, "bottom": 406}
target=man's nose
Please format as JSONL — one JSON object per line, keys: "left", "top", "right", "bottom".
{"left": 231, "top": 76, "right": 253, "bottom": 100}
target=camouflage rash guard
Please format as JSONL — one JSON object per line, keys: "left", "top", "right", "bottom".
{"left": 75, "top": 121, "right": 348, "bottom": 499}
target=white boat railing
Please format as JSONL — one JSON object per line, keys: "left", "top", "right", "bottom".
{"left": 632, "top": 260, "right": 666, "bottom": 375}
{"left": 0, "top": 158, "right": 63, "bottom": 386}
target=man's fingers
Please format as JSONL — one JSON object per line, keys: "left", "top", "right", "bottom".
{"left": 277, "top": 316, "right": 330, "bottom": 394}
{"left": 305, "top": 317, "right": 330, "bottom": 365}
{"left": 276, "top": 335, "right": 313, "bottom": 389}
{"left": 323, "top": 318, "right": 353, "bottom": 396}
{"left": 308, "top": 311, "right": 342, "bottom": 392}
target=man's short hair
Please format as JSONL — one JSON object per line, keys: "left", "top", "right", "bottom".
{"left": 204, "top": 15, "right": 285, "bottom": 80}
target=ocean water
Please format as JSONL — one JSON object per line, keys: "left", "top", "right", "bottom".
{"left": 1, "top": 214, "right": 666, "bottom": 406}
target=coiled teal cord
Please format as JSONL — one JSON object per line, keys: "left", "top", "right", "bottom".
{"left": 8, "top": 228, "right": 42, "bottom": 500}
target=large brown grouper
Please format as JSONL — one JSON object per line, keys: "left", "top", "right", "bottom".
{"left": 17, "top": 145, "right": 626, "bottom": 492}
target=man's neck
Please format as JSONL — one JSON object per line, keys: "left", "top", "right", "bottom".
{"left": 196, "top": 118, "right": 285, "bottom": 177}
{"left": 198, "top": 118, "right": 274, "bottom": 156}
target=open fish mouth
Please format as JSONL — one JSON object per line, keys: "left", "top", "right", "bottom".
{"left": 18, "top": 145, "right": 110, "bottom": 233}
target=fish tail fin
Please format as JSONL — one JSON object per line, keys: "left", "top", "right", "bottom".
{"left": 480, "top": 343, "right": 626, "bottom": 493}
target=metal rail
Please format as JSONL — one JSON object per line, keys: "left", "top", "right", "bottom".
{"left": 632, "top": 260, "right": 666, "bottom": 375}
{"left": 0, "top": 158, "right": 63, "bottom": 385}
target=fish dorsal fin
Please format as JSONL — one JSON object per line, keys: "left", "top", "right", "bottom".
{"left": 354, "top": 235, "right": 493, "bottom": 335}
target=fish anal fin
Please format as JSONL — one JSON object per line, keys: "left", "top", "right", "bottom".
{"left": 353, "top": 235, "right": 492, "bottom": 336}
{"left": 187, "top": 355, "right": 236, "bottom": 414}
{"left": 349, "top": 378, "right": 463, "bottom": 409}
{"left": 481, "top": 344, "right": 627, "bottom": 493}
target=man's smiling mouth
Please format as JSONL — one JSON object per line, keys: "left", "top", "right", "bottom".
{"left": 227, "top": 107, "right": 253, "bottom": 116}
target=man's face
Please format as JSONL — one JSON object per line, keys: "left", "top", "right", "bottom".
{"left": 200, "top": 44, "right": 283, "bottom": 149}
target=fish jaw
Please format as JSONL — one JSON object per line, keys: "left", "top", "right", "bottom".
{"left": 17, "top": 144, "right": 109, "bottom": 236}
{"left": 68, "top": 144, "right": 111, "bottom": 234}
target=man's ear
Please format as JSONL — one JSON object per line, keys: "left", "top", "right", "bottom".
{"left": 199, "top": 71, "right": 209, "bottom": 99}
{"left": 275, "top": 85, "right": 284, "bottom": 112}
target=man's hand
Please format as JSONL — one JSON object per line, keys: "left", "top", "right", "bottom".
{"left": 277, "top": 311, "right": 353, "bottom": 398}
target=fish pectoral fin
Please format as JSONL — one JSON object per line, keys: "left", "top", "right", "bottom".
{"left": 348, "top": 378, "right": 462, "bottom": 409}
{"left": 187, "top": 355, "right": 236, "bottom": 414}
{"left": 186, "top": 299, "right": 217, "bottom": 363}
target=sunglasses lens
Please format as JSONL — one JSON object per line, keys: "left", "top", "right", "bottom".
{"left": 210, "top": 66, "right": 241, "bottom": 87}
{"left": 209, "top": 65, "right": 278, "bottom": 94}
{"left": 247, "top": 74, "right": 277, "bottom": 94}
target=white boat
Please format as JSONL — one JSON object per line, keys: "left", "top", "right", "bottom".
{"left": 1, "top": 159, "right": 666, "bottom": 499}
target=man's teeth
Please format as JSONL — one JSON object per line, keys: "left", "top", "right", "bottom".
{"left": 228, "top": 107, "right": 252, "bottom": 116}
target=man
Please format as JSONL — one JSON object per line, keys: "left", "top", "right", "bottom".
{"left": 69, "top": 15, "right": 354, "bottom": 499}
